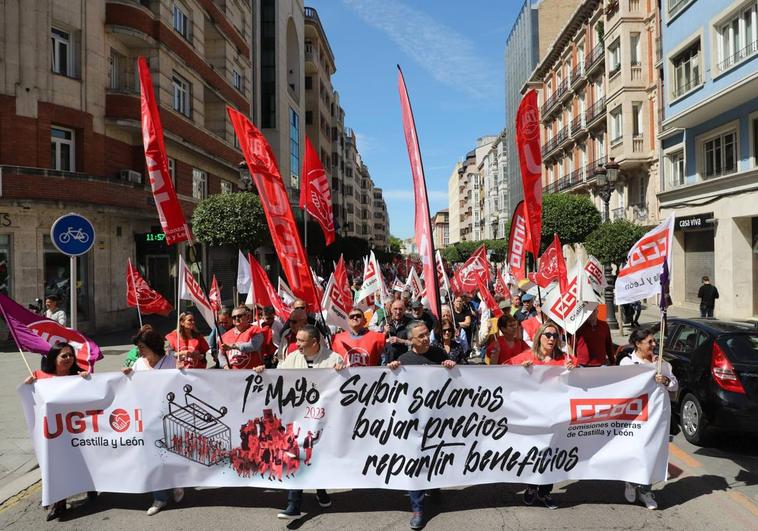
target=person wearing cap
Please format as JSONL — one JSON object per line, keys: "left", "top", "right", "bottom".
{"left": 410, "top": 300, "right": 436, "bottom": 334}
{"left": 514, "top": 293, "right": 537, "bottom": 322}
{"left": 333, "top": 308, "right": 386, "bottom": 366}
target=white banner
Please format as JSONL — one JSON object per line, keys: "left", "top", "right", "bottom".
{"left": 543, "top": 263, "right": 600, "bottom": 335}
{"left": 20, "top": 366, "right": 670, "bottom": 506}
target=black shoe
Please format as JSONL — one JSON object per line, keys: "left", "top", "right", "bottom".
{"left": 46, "top": 501, "right": 66, "bottom": 521}
{"left": 87, "top": 491, "right": 98, "bottom": 504}
{"left": 316, "top": 490, "right": 332, "bottom": 508}
{"left": 523, "top": 487, "right": 537, "bottom": 506}
{"left": 409, "top": 512, "right": 425, "bottom": 529}
{"left": 277, "top": 504, "right": 301, "bottom": 519}
{"left": 427, "top": 489, "right": 441, "bottom": 503}
{"left": 538, "top": 493, "right": 558, "bottom": 510}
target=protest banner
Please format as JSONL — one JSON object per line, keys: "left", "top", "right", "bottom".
{"left": 20, "top": 366, "right": 669, "bottom": 506}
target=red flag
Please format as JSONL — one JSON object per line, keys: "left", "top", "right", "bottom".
{"left": 228, "top": 107, "right": 320, "bottom": 310}
{"left": 398, "top": 66, "right": 440, "bottom": 319}
{"left": 334, "top": 256, "right": 354, "bottom": 311}
{"left": 178, "top": 256, "right": 216, "bottom": 330}
{"left": 529, "top": 234, "right": 568, "bottom": 293}
{"left": 137, "top": 57, "right": 191, "bottom": 245}
{"left": 451, "top": 245, "right": 491, "bottom": 294}
{"left": 507, "top": 200, "right": 530, "bottom": 282}
{"left": 208, "top": 274, "right": 221, "bottom": 313}
{"left": 126, "top": 259, "right": 172, "bottom": 316}
{"left": 249, "top": 253, "right": 291, "bottom": 321}
{"left": 477, "top": 278, "right": 503, "bottom": 318}
{"left": 515, "top": 90, "right": 543, "bottom": 257}
{"left": 494, "top": 267, "right": 508, "bottom": 297}
{"left": 300, "top": 137, "right": 336, "bottom": 245}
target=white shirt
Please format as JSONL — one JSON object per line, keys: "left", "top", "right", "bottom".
{"left": 620, "top": 351, "right": 679, "bottom": 393}
{"left": 45, "top": 308, "right": 67, "bottom": 327}
{"left": 133, "top": 355, "right": 176, "bottom": 371}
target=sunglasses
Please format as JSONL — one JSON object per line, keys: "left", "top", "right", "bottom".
{"left": 543, "top": 332, "right": 560, "bottom": 339}
{"left": 349, "top": 314, "right": 364, "bottom": 320}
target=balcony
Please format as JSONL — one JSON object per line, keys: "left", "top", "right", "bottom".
{"left": 585, "top": 96, "right": 606, "bottom": 128}
{"left": 611, "top": 207, "right": 626, "bottom": 220}
{"left": 629, "top": 202, "right": 649, "bottom": 223}
{"left": 542, "top": 136, "right": 558, "bottom": 157}
{"left": 632, "top": 135, "right": 644, "bottom": 153}
{"left": 586, "top": 155, "right": 607, "bottom": 177}
{"left": 717, "top": 40, "right": 758, "bottom": 73}
{"left": 540, "top": 92, "right": 560, "bottom": 119}
{"left": 570, "top": 113, "right": 587, "bottom": 137}
{"left": 586, "top": 43, "right": 605, "bottom": 74}
{"left": 558, "top": 78, "right": 572, "bottom": 104}
{"left": 672, "top": 74, "right": 702, "bottom": 100}
{"left": 570, "top": 64, "right": 586, "bottom": 90}
{"left": 542, "top": 166, "right": 588, "bottom": 194}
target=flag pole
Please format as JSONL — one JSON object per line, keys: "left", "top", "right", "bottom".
{"left": 304, "top": 209, "right": 309, "bottom": 253}
{"left": 0, "top": 303, "right": 37, "bottom": 378}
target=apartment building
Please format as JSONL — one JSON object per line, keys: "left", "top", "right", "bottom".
{"left": 447, "top": 162, "right": 463, "bottom": 244}
{"left": 431, "top": 209, "right": 450, "bottom": 249}
{"left": 658, "top": 0, "right": 758, "bottom": 318}
{"left": 0, "top": 0, "right": 252, "bottom": 332}
{"left": 479, "top": 130, "right": 509, "bottom": 240}
{"left": 527, "top": 0, "right": 662, "bottom": 227}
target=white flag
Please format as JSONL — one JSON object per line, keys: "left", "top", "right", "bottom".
{"left": 278, "top": 278, "right": 296, "bottom": 306}
{"left": 179, "top": 255, "right": 216, "bottom": 330}
{"left": 614, "top": 215, "right": 675, "bottom": 305}
{"left": 354, "top": 251, "right": 383, "bottom": 303}
{"left": 405, "top": 266, "right": 423, "bottom": 299}
{"left": 321, "top": 273, "right": 350, "bottom": 330}
{"left": 236, "top": 250, "right": 251, "bottom": 295}
{"left": 543, "top": 262, "right": 599, "bottom": 335}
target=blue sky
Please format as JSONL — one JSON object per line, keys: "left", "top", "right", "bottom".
{"left": 308, "top": 0, "right": 521, "bottom": 239}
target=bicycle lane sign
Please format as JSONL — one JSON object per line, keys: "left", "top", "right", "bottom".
{"left": 51, "top": 213, "right": 95, "bottom": 256}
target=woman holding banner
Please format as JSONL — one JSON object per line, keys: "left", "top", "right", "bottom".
{"left": 24, "top": 342, "right": 94, "bottom": 521}
{"left": 509, "top": 321, "right": 574, "bottom": 509}
{"left": 488, "top": 314, "right": 528, "bottom": 365}
{"left": 122, "top": 329, "right": 184, "bottom": 515}
{"left": 166, "top": 312, "right": 210, "bottom": 369}
{"left": 620, "top": 328, "right": 678, "bottom": 510}
{"left": 432, "top": 317, "right": 467, "bottom": 364}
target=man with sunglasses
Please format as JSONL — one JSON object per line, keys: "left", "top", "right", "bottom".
{"left": 220, "top": 306, "right": 265, "bottom": 369}
{"left": 333, "top": 308, "right": 386, "bottom": 366}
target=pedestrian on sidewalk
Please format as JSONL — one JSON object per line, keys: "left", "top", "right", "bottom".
{"left": 697, "top": 276, "right": 719, "bottom": 318}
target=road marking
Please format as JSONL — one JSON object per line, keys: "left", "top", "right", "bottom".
{"left": 727, "top": 490, "right": 758, "bottom": 518}
{"left": 668, "top": 442, "right": 702, "bottom": 469}
{"left": 0, "top": 481, "right": 40, "bottom": 514}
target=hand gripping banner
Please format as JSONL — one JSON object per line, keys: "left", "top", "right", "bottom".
{"left": 20, "top": 366, "right": 670, "bottom": 506}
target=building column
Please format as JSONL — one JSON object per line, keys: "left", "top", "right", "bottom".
{"left": 714, "top": 216, "right": 754, "bottom": 319}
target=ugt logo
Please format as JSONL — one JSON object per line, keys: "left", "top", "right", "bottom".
{"left": 44, "top": 408, "right": 144, "bottom": 439}
{"left": 570, "top": 394, "right": 649, "bottom": 424}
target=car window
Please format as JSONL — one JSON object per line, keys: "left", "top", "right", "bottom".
{"left": 658, "top": 322, "right": 675, "bottom": 350}
{"left": 723, "top": 334, "right": 758, "bottom": 363}
{"left": 670, "top": 325, "right": 706, "bottom": 355}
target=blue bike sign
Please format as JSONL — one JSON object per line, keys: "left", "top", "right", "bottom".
{"left": 51, "top": 213, "right": 95, "bottom": 256}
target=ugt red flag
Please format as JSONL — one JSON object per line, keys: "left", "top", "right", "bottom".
{"left": 300, "top": 137, "right": 335, "bottom": 245}
{"left": 515, "top": 89, "right": 543, "bottom": 258}
{"left": 126, "top": 259, "right": 172, "bottom": 316}
{"left": 333, "top": 256, "right": 354, "bottom": 312}
{"left": 248, "top": 253, "right": 291, "bottom": 321}
{"left": 228, "top": 107, "right": 320, "bottom": 310}
{"left": 507, "top": 200, "right": 530, "bottom": 282}
{"left": 398, "top": 66, "right": 440, "bottom": 319}
{"left": 0, "top": 293, "right": 103, "bottom": 372}
{"left": 208, "top": 274, "right": 221, "bottom": 313}
{"left": 477, "top": 278, "right": 503, "bottom": 319}
{"left": 529, "top": 234, "right": 568, "bottom": 294}
{"left": 452, "top": 245, "right": 491, "bottom": 294}
{"left": 138, "top": 57, "right": 191, "bottom": 245}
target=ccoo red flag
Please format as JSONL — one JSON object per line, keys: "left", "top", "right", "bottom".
{"left": 398, "top": 66, "right": 440, "bottom": 319}
{"left": 477, "top": 278, "right": 503, "bottom": 319}
{"left": 126, "top": 259, "right": 173, "bottom": 316}
{"left": 515, "top": 90, "right": 543, "bottom": 258}
{"left": 529, "top": 234, "right": 568, "bottom": 294}
{"left": 507, "top": 200, "right": 531, "bottom": 282}
{"left": 208, "top": 274, "right": 221, "bottom": 313}
{"left": 228, "top": 107, "right": 320, "bottom": 311}
{"left": 137, "top": 57, "right": 191, "bottom": 245}
{"left": 300, "top": 137, "right": 336, "bottom": 245}
{"left": 451, "top": 245, "right": 491, "bottom": 294}
{"left": 249, "top": 253, "right": 291, "bottom": 321}
{"left": 333, "top": 256, "right": 354, "bottom": 311}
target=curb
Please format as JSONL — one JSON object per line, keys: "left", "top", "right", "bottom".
{"left": 0, "top": 467, "right": 41, "bottom": 507}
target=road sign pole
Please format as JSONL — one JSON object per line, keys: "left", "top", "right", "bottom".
{"left": 70, "top": 255, "right": 77, "bottom": 330}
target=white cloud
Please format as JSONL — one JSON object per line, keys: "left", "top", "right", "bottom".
{"left": 342, "top": 0, "right": 498, "bottom": 99}
{"left": 382, "top": 189, "right": 448, "bottom": 201}
{"left": 354, "top": 132, "right": 377, "bottom": 154}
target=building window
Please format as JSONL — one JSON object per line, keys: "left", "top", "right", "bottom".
{"left": 289, "top": 108, "right": 300, "bottom": 189}
{"left": 0, "top": 235, "right": 11, "bottom": 296}
{"left": 610, "top": 106, "right": 623, "bottom": 143}
{"left": 596, "top": 131, "right": 606, "bottom": 158}
{"left": 305, "top": 76, "right": 313, "bottom": 90}
{"left": 51, "top": 126, "right": 75, "bottom": 171}
{"left": 608, "top": 38, "right": 621, "bottom": 74}
{"left": 167, "top": 157, "right": 176, "bottom": 187}
{"left": 672, "top": 41, "right": 701, "bottom": 98}
{"left": 632, "top": 102, "right": 643, "bottom": 137}
{"left": 666, "top": 150, "right": 685, "bottom": 188}
{"left": 703, "top": 130, "right": 737, "bottom": 178}
{"left": 668, "top": 0, "right": 694, "bottom": 16}
{"left": 108, "top": 49, "right": 125, "bottom": 90}
{"left": 51, "top": 27, "right": 77, "bottom": 77}
{"left": 220, "top": 180, "right": 234, "bottom": 194}
{"left": 172, "top": 73, "right": 191, "bottom": 117}
{"left": 630, "top": 33, "right": 641, "bottom": 65}
{"left": 753, "top": 117, "right": 758, "bottom": 167}
{"left": 192, "top": 168, "right": 207, "bottom": 199}
{"left": 232, "top": 69, "right": 243, "bottom": 92}
{"left": 718, "top": 2, "right": 758, "bottom": 72}
{"left": 173, "top": 2, "right": 190, "bottom": 40}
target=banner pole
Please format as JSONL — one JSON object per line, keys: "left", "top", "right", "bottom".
{"left": 18, "top": 348, "right": 34, "bottom": 378}
{"left": 656, "top": 309, "right": 666, "bottom": 376}
{"left": 304, "top": 209, "right": 309, "bottom": 253}
{"left": 175, "top": 246, "right": 181, "bottom": 343}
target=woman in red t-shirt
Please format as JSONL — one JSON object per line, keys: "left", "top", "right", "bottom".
{"left": 488, "top": 314, "right": 529, "bottom": 365}
{"left": 166, "top": 312, "right": 210, "bottom": 369}
{"left": 508, "top": 321, "right": 574, "bottom": 510}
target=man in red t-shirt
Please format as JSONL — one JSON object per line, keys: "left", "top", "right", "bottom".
{"left": 333, "top": 309, "right": 386, "bottom": 367}
{"left": 573, "top": 308, "right": 613, "bottom": 367}
{"left": 221, "top": 306, "right": 265, "bottom": 370}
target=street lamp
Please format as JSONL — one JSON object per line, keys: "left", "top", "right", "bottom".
{"left": 595, "top": 157, "right": 620, "bottom": 330}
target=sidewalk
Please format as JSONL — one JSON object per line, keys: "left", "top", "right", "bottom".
{"left": 609, "top": 303, "right": 701, "bottom": 345}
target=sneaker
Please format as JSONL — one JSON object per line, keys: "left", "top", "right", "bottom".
{"left": 146, "top": 500, "right": 168, "bottom": 516}
{"left": 409, "top": 512, "right": 425, "bottom": 529}
{"left": 638, "top": 491, "right": 657, "bottom": 510}
{"left": 277, "top": 505, "right": 301, "bottom": 519}
{"left": 624, "top": 483, "right": 637, "bottom": 503}
{"left": 538, "top": 493, "right": 558, "bottom": 510}
{"left": 316, "top": 490, "right": 332, "bottom": 508}
{"left": 523, "top": 487, "right": 537, "bottom": 506}
{"left": 173, "top": 488, "right": 185, "bottom": 504}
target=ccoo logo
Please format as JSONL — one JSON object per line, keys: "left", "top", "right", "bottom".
{"left": 569, "top": 394, "right": 649, "bottom": 424}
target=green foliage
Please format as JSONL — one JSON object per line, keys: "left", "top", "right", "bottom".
{"left": 387, "top": 235, "right": 403, "bottom": 253}
{"left": 585, "top": 219, "right": 647, "bottom": 265}
{"left": 440, "top": 237, "right": 510, "bottom": 264}
{"left": 541, "top": 193, "right": 602, "bottom": 251}
{"left": 191, "top": 192, "right": 269, "bottom": 250}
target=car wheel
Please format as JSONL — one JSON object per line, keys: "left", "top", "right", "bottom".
{"left": 680, "top": 393, "right": 710, "bottom": 446}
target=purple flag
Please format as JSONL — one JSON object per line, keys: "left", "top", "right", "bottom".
{"left": 0, "top": 293, "right": 103, "bottom": 372}
{"left": 659, "top": 260, "right": 672, "bottom": 312}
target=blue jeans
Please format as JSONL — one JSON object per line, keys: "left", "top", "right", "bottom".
{"left": 409, "top": 490, "right": 425, "bottom": 513}
{"left": 287, "top": 489, "right": 327, "bottom": 509}
{"left": 153, "top": 489, "right": 170, "bottom": 504}
{"left": 700, "top": 305, "right": 714, "bottom": 318}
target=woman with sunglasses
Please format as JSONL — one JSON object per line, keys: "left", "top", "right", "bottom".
{"left": 508, "top": 321, "right": 574, "bottom": 509}
{"left": 166, "top": 312, "right": 210, "bottom": 369}
{"left": 488, "top": 313, "right": 528, "bottom": 365}
{"left": 431, "top": 317, "right": 467, "bottom": 364}
{"left": 24, "top": 342, "right": 92, "bottom": 520}
{"left": 619, "top": 327, "right": 677, "bottom": 510}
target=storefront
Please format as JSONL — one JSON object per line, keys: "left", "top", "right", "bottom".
{"left": 675, "top": 213, "right": 715, "bottom": 304}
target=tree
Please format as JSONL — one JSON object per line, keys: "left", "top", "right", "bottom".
{"left": 191, "top": 192, "right": 269, "bottom": 250}
{"left": 388, "top": 235, "right": 403, "bottom": 253}
{"left": 541, "top": 193, "right": 601, "bottom": 251}
{"left": 584, "top": 219, "right": 646, "bottom": 266}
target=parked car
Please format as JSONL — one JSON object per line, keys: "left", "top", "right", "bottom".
{"left": 617, "top": 318, "right": 758, "bottom": 445}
